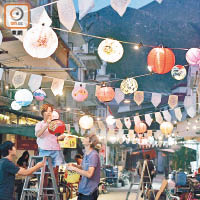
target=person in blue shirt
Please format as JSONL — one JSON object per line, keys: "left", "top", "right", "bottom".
{"left": 0, "top": 141, "right": 44, "bottom": 200}
{"left": 67, "top": 133, "right": 101, "bottom": 200}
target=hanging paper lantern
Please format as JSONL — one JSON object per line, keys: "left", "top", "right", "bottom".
{"left": 160, "top": 121, "right": 173, "bottom": 135}
{"left": 147, "top": 47, "right": 175, "bottom": 74}
{"left": 106, "top": 115, "right": 115, "bottom": 125}
{"left": 11, "top": 101, "right": 22, "bottom": 111}
{"left": 186, "top": 48, "right": 200, "bottom": 65}
{"left": 134, "top": 122, "right": 147, "bottom": 134}
{"left": 171, "top": 65, "right": 187, "bottom": 80}
{"left": 96, "top": 86, "right": 115, "bottom": 102}
{"left": 120, "top": 78, "right": 138, "bottom": 94}
{"left": 15, "top": 89, "right": 33, "bottom": 106}
{"left": 72, "top": 85, "right": 88, "bottom": 102}
{"left": 52, "top": 110, "right": 59, "bottom": 120}
{"left": 79, "top": 115, "right": 94, "bottom": 129}
{"left": 23, "top": 25, "right": 58, "bottom": 58}
{"left": 48, "top": 119, "right": 66, "bottom": 136}
{"left": 33, "top": 88, "right": 46, "bottom": 101}
{"left": 98, "top": 39, "right": 124, "bottom": 63}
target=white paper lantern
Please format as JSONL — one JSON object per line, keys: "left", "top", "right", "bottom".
{"left": 120, "top": 78, "right": 138, "bottom": 94}
{"left": 0, "top": 31, "right": 3, "bottom": 46}
{"left": 11, "top": 101, "right": 22, "bottom": 111}
{"left": 106, "top": 115, "right": 115, "bottom": 125}
{"left": 79, "top": 115, "right": 94, "bottom": 130}
{"left": 23, "top": 25, "right": 58, "bottom": 58}
{"left": 15, "top": 89, "right": 33, "bottom": 106}
{"left": 98, "top": 39, "right": 124, "bottom": 63}
{"left": 171, "top": 65, "right": 187, "bottom": 80}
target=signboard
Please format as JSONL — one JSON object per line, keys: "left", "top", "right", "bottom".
{"left": 16, "top": 135, "right": 37, "bottom": 150}
{"left": 59, "top": 137, "right": 77, "bottom": 148}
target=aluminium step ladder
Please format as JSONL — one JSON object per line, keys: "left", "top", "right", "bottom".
{"left": 135, "top": 160, "right": 156, "bottom": 200}
{"left": 20, "top": 156, "right": 60, "bottom": 200}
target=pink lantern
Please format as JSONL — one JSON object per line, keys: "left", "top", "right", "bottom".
{"left": 72, "top": 85, "right": 88, "bottom": 102}
{"left": 186, "top": 48, "right": 200, "bottom": 65}
{"left": 33, "top": 89, "right": 46, "bottom": 101}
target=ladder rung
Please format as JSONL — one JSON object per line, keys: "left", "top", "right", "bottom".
{"left": 23, "top": 188, "right": 38, "bottom": 192}
{"left": 43, "top": 188, "right": 57, "bottom": 190}
{"left": 33, "top": 171, "right": 51, "bottom": 175}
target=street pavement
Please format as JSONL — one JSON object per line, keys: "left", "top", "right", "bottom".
{"left": 72, "top": 174, "right": 165, "bottom": 200}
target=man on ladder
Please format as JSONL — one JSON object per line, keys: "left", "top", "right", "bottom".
{"left": 135, "top": 154, "right": 156, "bottom": 200}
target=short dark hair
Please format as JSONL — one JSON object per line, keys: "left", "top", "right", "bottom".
{"left": 75, "top": 154, "right": 83, "bottom": 160}
{"left": 145, "top": 154, "right": 150, "bottom": 160}
{"left": 0, "top": 141, "right": 15, "bottom": 157}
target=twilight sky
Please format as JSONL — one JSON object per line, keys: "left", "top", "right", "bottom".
{"left": 74, "top": 0, "right": 154, "bottom": 12}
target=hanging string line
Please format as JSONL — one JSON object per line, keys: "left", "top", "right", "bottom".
{"left": 26, "top": 1, "right": 190, "bottom": 51}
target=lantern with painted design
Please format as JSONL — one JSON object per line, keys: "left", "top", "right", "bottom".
{"left": 98, "top": 39, "right": 124, "bottom": 63}
{"left": 134, "top": 122, "right": 147, "bottom": 134}
{"left": 186, "top": 48, "right": 200, "bottom": 65}
{"left": 120, "top": 78, "right": 138, "bottom": 94}
{"left": 33, "top": 88, "right": 46, "bottom": 101}
{"left": 160, "top": 121, "right": 173, "bottom": 135}
{"left": 15, "top": 89, "right": 33, "bottom": 106}
{"left": 72, "top": 85, "right": 88, "bottom": 102}
{"left": 147, "top": 47, "right": 175, "bottom": 74}
{"left": 48, "top": 119, "right": 66, "bottom": 136}
{"left": 171, "top": 65, "right": 186, "bottom": 80}
{"left": 23, "top": 25, "right": 58, "bottom": 58}
{"left": 96, "top": 85, "right": 115, "bottom": 102}
{"left": 79, "top": 115, "right": 94, "bottom": 130}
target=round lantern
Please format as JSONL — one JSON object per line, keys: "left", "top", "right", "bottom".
{"left": 0, "top": 30, "right": 2, "bottom": 46}
{"left": 160, "top": 121, "right": 173, "bottom": 135}
{"left": 33, "top": 88, "right": 46, "bottom": 101}
{"left": 134, "top": 122, "right": 147, "bottom": 134}
{"left": 23, "top": 25, "right": 58, "bottom": 58}
{"left": 120, "top": 78, "right": 138, "bottom": 94}
{"left": 15, "top": 89, "right": 33, "bottom": 106}
{"left": 11, "top": 101, "right": 22, "bottom": 111}
{"left": 171, "top": 65, "right": 187, "bottom": 80}
{"left": 106, "top": 115, "right": 115, "bottom": 125}
{"left": 96, "top": 86, "right": 115, "bottom": 102}
{"left": 52, "top": 110, "right": 59, "bottom": 120}
{"left": 186, "top": 48, "right": 200, "bottom": 65}
{"left": 147, "top": 47, "right": 175, "bottom": 74}
{"left": 79, "top": 115, "right": 94, "bottom": 129}
{"left": 48, "top": 119, "right": 65, "bottom": 136}
{"left": 98, "top": 39, "right": 124, "bottom": 63}
{"left": 72, "top": 85, "right": 88, "bottom": 102}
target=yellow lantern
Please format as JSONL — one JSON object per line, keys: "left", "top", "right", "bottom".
{"left": 120, "top": 78, "right": 138, "bottom": 94}
{"left": 160, "top": 121, "right": 173, "bottom": 135}
{"left": 98, "top": 39, "right": 124, "bottom": 63}
{"left": 79, "top": 115, "right": 94, "bottom": 130}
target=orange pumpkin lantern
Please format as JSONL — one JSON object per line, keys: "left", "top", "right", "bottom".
{"left": 134, "top": 122, "right": 147, "bottom": 134}
{"left": 96, "top": 86, "right": 115, "bottom": 102}
{"left": 160, "top": 121, "right": 173, "bottom": 135}
{"left": 147, "top": 47, "right": 175, "bottom": 74}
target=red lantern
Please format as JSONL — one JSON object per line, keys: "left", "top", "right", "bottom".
{"left": 147, "top": 47, "right": 175, "bottom": 74}
{"left": 48, "top": 119, "right": 66, "bottom": 136}
{"left": 72, "top": 85, "right": 88, "bottom": 102}
{"left": 186, "top": 48, "right": 200, "bottom": 65}
{"left": 96, "top": 86, "right": 115, "bottom": 102}
{"left": 135, "top": 122, "right": 147, "bottom": 134}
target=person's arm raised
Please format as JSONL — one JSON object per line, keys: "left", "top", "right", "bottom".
{"left": 17, "top": 161, "right": 44, "bottom": 176}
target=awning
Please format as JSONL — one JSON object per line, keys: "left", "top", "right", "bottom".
{"left": 0, "top": 125, "right": 36, "bottom": 138}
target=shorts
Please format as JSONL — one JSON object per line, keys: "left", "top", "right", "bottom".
{"left": 39, "top": 149, "right": 65, "bottom": 167}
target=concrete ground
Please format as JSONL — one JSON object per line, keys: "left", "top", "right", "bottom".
{"left": 72, "top": 174, "right": 165, "bottom": 200}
